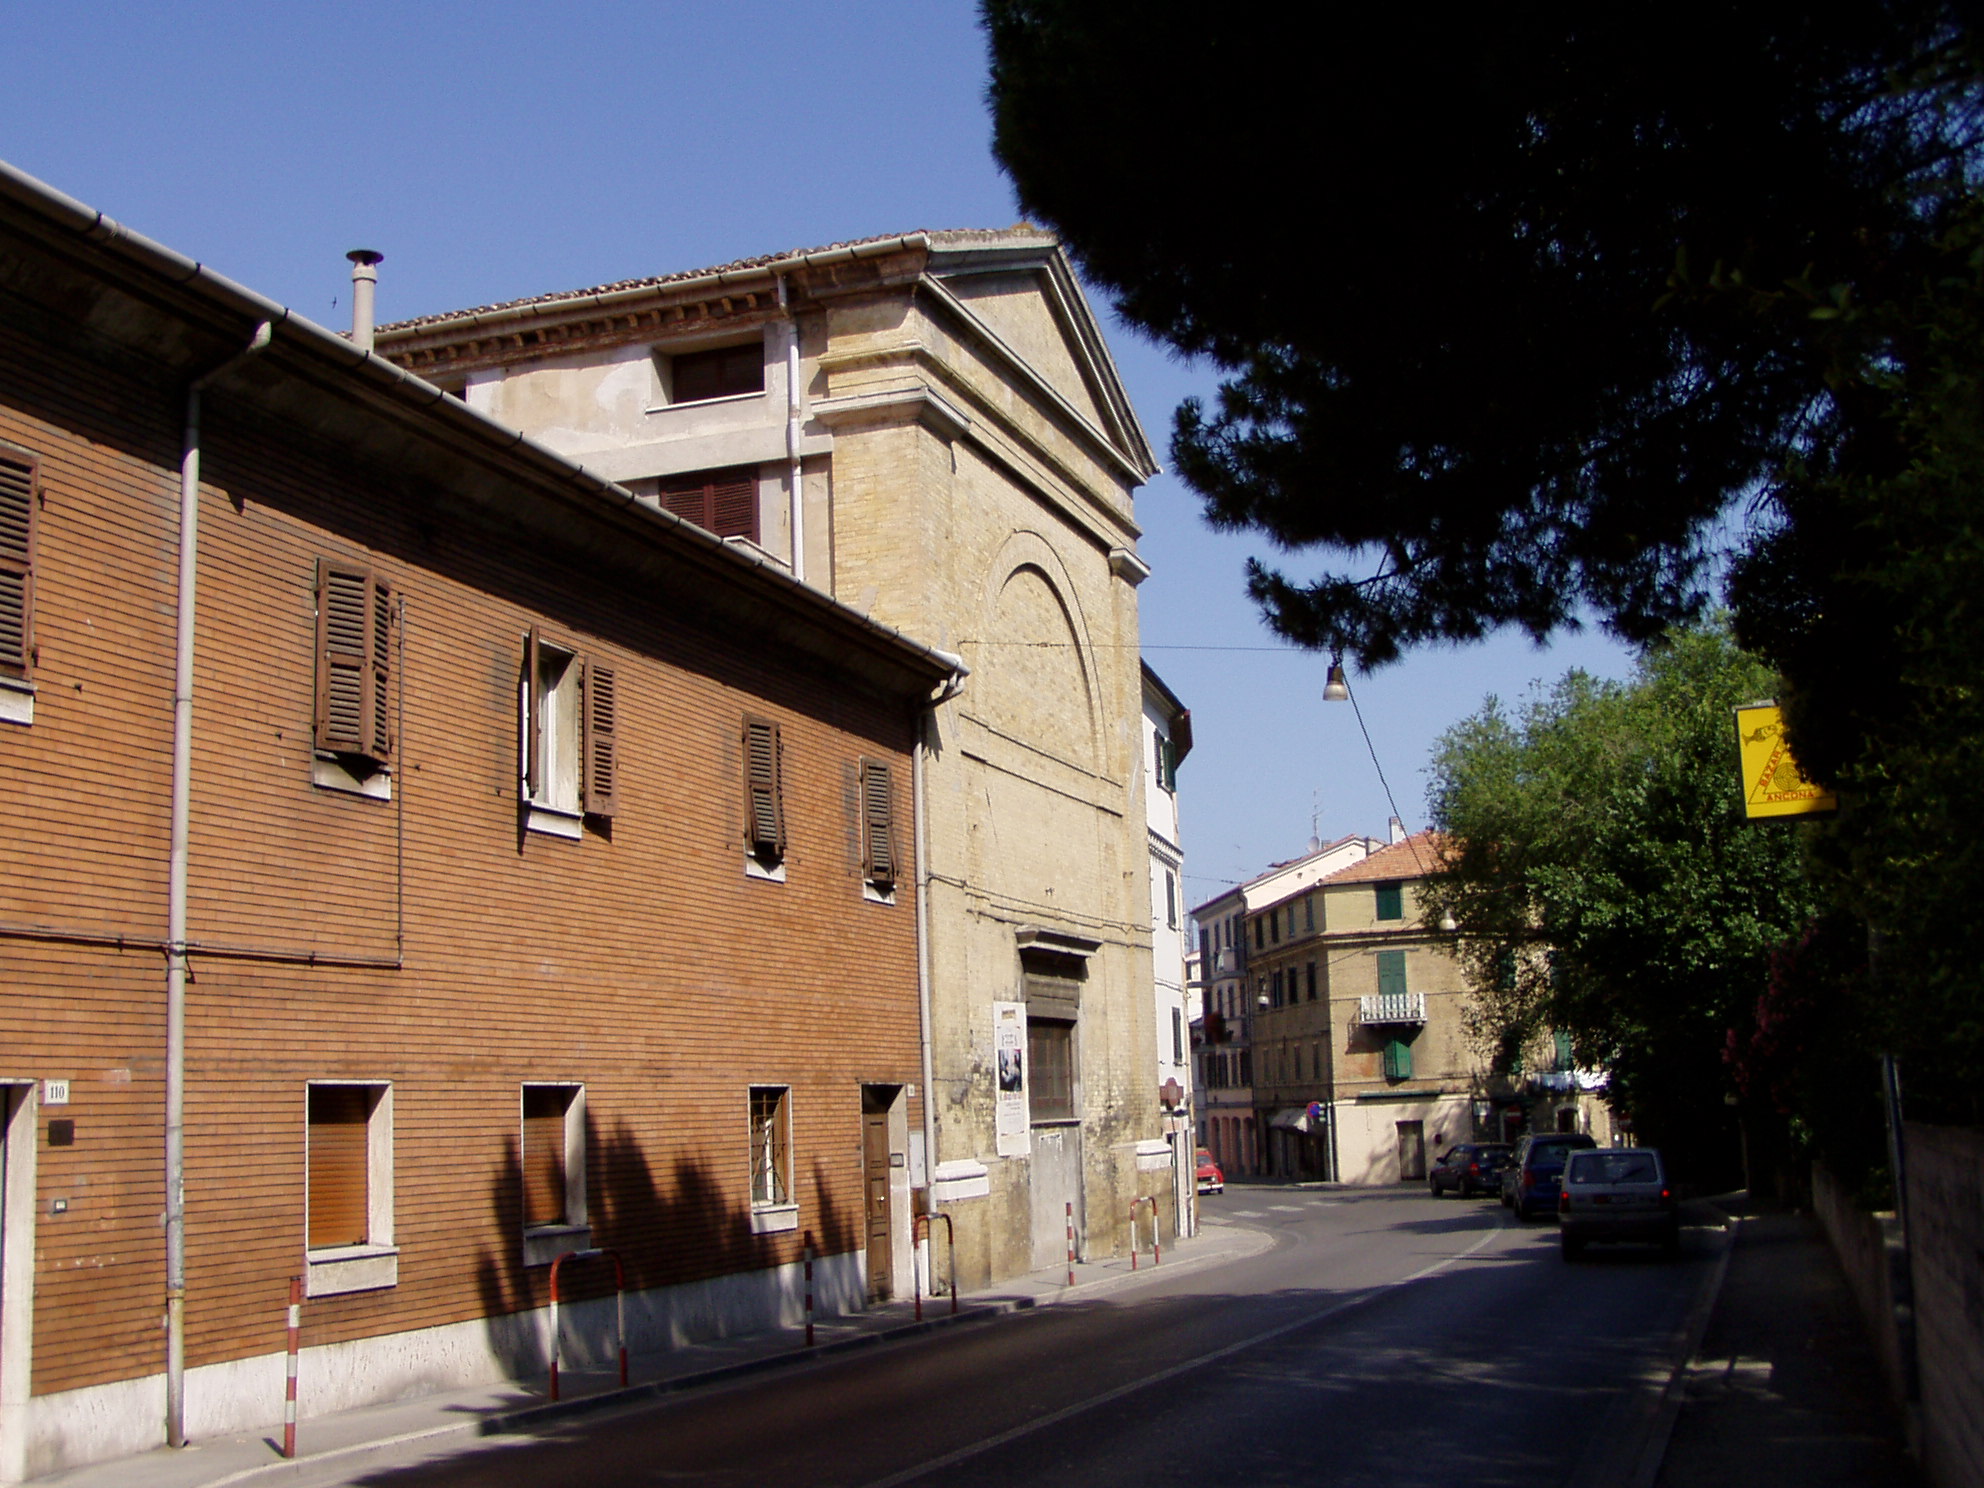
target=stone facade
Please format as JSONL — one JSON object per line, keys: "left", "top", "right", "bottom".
{"left": 377, "top": 230, "right": 1166, "bottom": 1285}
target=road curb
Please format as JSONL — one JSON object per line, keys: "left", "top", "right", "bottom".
{"left": 1564, "top": 1197, "right": 1743, "bottom": 1488}
{"left": 200, "top": 1301, "right": 1029, "bottom": 1488}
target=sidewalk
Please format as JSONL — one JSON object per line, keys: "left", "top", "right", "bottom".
{"left": 1653, "top": 1198, "right": 1923, "bottom": 1488}
{"left": 40, "top": 1219, "right": 1272, "bottom": 1488}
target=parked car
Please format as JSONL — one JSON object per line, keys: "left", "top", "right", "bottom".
{"left": 1429, "top": 1143, "right": 1512, "bottom": 1198}
{"left": 1559, "top": 1147, "right": 1680, "bottom": 1258}
{"left": 1503, "top": 1132, "right": 1598, "bottom": 1219}
{"left": 1196, "top": 1148, "right": 1225, "bottom": 1195}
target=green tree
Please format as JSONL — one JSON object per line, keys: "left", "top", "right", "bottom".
{"left": 1427, "top": 626, "right": 1818, "bottom": 1175}
{"left": 983, "top": 1, "right": 1980, "bottom": 664}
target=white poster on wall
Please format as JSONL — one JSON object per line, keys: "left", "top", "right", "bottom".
{"left": 993, "top": 1000, "right": 1030, "bottom": 1157}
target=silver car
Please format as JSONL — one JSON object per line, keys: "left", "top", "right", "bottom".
{"left": 1558, "top": 1148, "right": 1680, "bottom": 1259}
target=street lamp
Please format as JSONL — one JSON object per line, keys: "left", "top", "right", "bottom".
{"left": 1322, "top": 654, "right": 1350, "bottom": 702}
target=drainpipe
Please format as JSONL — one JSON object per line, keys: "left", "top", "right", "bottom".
{"left": 913, "top": 659, "right": 968, "bottom": 1237}
{"left": 165, "top": 320, "right": 273, "bottom": 1449}
{"left": 346, "top": 250, "right": 383, "bottom": 353}
{"left": 775, "top": 274, "right": 805, "bottom": 584}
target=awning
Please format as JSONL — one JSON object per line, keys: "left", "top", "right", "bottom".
{"left": 1268, "top": 1106, "right": 1319, "bottom": 1133}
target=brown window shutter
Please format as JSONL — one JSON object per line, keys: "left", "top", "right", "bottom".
{"left": 582, "top": 660, "right": 616, "bottom": 819}
{"left": 0, "top": 450, "right": 35, "bottom": 677}
{"left": 369, "top": 580, "right": 394, "bottom": 764}
{"left": 522, "top": 627, "right": 542, "bottom": 802}
{"left": 316, "top": 560, "right": 383, "bottom": 758}
{"left": 657, "top": 466, "right": 759, "bottom": 543}
{"left": 744, "top": 716, "right": 784, "bottom": 858}
{"left": 521, "top": 1087, "right": 568, "bottom": 1227}
{"left": 307, "top": 1086, "right": 371, "bottom": 1249}
{"left": 861, "top": 758, "right": 897, "bottom": 886}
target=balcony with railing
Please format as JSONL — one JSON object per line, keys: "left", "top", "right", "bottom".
{"left": 1357, "top": 991, "right": 1426, "bottom": 1025}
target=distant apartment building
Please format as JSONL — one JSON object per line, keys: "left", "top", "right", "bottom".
{"left": 1141, "top": 664, "right": 1193, "bottom": 1235}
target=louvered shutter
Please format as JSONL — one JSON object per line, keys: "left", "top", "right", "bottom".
{"left": 316, "top": 561, "right": 389, "bottom": 760}
{"left": 0, "top": 450, "right": 34, "bottom": 676}
{"left": 521, "top": 1087, "right": 568, "bottom": 1227}
{"left": 657, "top": 466, "right": 759, "bottom": 542}
{"left": 522, "top": 628, "right": 542, "bottom": 803}
{"left": 744, "top": 717, "right": 784, "bottom": 859}
{"left": 1376, "top": 949, "right": 1408, "bottom": 999}
{"left": 582, "top": 660, "right": 616, "bottom": 819}
{"left": 307, "top": 1087, "right": 371, "bottom": 1249}
{"left": 861, "top": 758, "right": 896, "bottom": 886}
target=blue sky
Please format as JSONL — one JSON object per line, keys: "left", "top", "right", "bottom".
{"left": 2, "top": 1, "right": 1639, "bottom": 899}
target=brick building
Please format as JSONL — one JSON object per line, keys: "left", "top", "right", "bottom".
{"left": 375, "top": 228, "right": 1168, "bottom": 1285}
{"left": 0, "top": 162, "right": 960, "bottom": 1478}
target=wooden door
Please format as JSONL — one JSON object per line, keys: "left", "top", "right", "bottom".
{"left": 1397, "top": 1120, "right": 1427, "bottom": 1181}
{"left": 863, "top": 1111, "right": 893, "bottom": 1300}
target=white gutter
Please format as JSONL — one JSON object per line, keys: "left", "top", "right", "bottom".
{"left": 776, "top": 274, "right": 805, "bottom": 585}
{"left": 165, "top": 320, "right": 273, "bottom": 1449}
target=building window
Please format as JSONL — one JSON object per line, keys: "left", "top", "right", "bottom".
{"left": 1383, "top": 1038, "right": 1413, "bottom": 1082}
{"left": 657, "top": 465, "right": 759, "bottom": 542}
{"left": 522, "top": 630, "right": 616, "bottom": 834}
{"left": 665, "top": 342, "right": 765, "bottom": 405}
{"left": 1375, "top": 883, "right": 1404, "bottom": 921}
{"left": 1271, "top": 969, "right": 1284, "bottom": 1008}
{"left": 305, "top": 1082, "right": 396, "bottom": 1296}
{"left": 1155, "top": 730, "right": 1177, "bottom": 793}
{"left": 313, "top": 560, "right": 395, "bottom": 795}
{"left": 1171, "top": 1007, "right": 1184, "bottom": 1063}
{"left": 859, "top": 757, "right": 898, "bottom": 896}
{"left": 743, "top": 716, "right": 786, "bottom": 876}
{"left": 1553, "top": 1028, "right": 1575, "bottom": 1071}
{"left": 1164, "top": 869, "right": 1178, "bottom": 929}
{"left": 0, "top": 446, "right": 36, "bottom": 717}
{"left": 521, "top": 1084, "right": 588, "bottom": 1262}
{"left": 1027, "top": 1019, "right": 1076, "bottom": 1123}
{"left": 1306, "top": 961, "right": 1318, "bottom": 1000}
{"left": 1376, "top": 948, "right": 1408, "bottom": 1001}
{"left": 1253, "top": 917, "right": 1264, "bottom": 951}
{"left": 1304, "top": 895, "right": 1316, "bottom": 934}
{"left": 748, "top": 1086, "right": 798, "bottom": 1233}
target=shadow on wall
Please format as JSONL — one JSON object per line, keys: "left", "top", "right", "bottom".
{"left": 473, "top": 1115, "right": 856, "bottom": 1377}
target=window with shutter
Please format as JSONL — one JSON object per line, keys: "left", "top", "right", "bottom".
{"left": 744, "top": 716, "right": 784, "bottom": 867}
{"left": 520, "top": 1084, "right": 584, "bottom": 1232}
{"left": 1376, "top": 949, "right": 1408, "bottom": 1000}
{"left": 308, "top": 1085, "right": 372, "bottom": 1249}
{"left": 859, "top": 757, "right": 896, "bottom": 890}
{"left": 1375, "top": 883, "right": 1404, "bottom": 921}
{"left": 0, "top": 448, "right": 35, "bottom": 679}
{"left": 1383, "top": 1038, "right": 1413, "bottom": 1082}
{"left": 523, "top": 633, "right": 613, "bottom": 832}
{"left": 657, "top": 466, "right": 759, "bottom": 542}
{"left": 668, "top": 343, "right": 764, "bottom": 405}
{"left": 1027, "top": 1019, "right": 1076, "bottom": 1123}
{"left": 314, "top": 560, "right": 393, "bottom": 764}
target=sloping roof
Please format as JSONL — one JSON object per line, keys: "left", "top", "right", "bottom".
{"left": 1318, "top": 831, "right": 1447, "bottom": 885}
{"left": 377, "top": 229, "right": 948, "bottom": 333}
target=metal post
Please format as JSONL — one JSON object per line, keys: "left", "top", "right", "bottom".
{"left": 1065, "top": 1200, "right": 1075, "bottom": 1287}
{"left": 282, "top": 1277, "right": 301, "bottom": 1459}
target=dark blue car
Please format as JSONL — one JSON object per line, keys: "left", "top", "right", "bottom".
{"left": 1503, "top": 1132, "right": 1598, "bottom": 1219}
{"left": 1429, "top": 1142, "right": 1512, "bottom": 1197}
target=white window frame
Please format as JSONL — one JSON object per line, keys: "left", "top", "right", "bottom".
{"left": 747, "top": 1085, "right": 797, "bottom": 1234}
{"left": 522, "top": 636, "right": 583, "bottom": 837}
{"left": 520, "top": 1082, "right": 590, "bottom": 1267}
{"left": 304, "top": 1081, "right": 397, "bottom": 1298}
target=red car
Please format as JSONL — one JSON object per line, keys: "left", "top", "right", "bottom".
{"left": 1196, "top": 1147, "right": 1225, "bottom": 1195}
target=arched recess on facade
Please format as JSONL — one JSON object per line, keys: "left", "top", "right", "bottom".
{"left": 969, "top": 530, "right": 1102, "bottom": 771}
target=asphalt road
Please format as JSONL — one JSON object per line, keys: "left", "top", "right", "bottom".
{"left": 336, "top": 1187, "right": 1717, "bottom": 1488}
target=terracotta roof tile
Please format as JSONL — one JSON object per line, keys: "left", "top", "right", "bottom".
{"left": 1318, "top": 830, "right": 1447, "bottom": 885}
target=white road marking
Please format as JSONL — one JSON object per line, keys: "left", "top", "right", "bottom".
{"left": 851, "top": 1224, "right": 1507, "bottom": 1488}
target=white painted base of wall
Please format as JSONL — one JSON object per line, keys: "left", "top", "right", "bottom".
{"left": 17, "top": 1250, "right": 866, "bottom": 1482}
{"left": 1334, "top": 1093, "right": 1473, "bottom": 1185}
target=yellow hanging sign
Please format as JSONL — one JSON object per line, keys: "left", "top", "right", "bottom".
{"left": 1733, "top": 701, "right": 1837, "bottom": 820}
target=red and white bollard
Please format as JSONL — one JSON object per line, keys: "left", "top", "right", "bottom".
{"left": 282, "top": 1276, "right": 301, "bottom": 1459}
{"left": 803, "top": 1232, "right": 815, "bottom": 1348}
{"left": 1066, "top": 1200, "right": 1076, "bottom": 1287}
{"left": 547, "top": 1248, "right": 627, "bottom": 1403}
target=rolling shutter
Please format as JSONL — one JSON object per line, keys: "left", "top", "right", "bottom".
{"left": 583, "top": 661, "right": 617, "bottom": 819}
{"left": 315, "top": 561, "right": 391, "bottom": 762}
{"left": 307, "top": 1086, "right": 371, "bottom": 1249}
{"left": 521, "top": 1087, "right": 568, "bottom": 1227}
{"left": 0, "top": 450, "right": 34, "bottom": 676}
{"left": 860, "top": 758, "right": 896, "bottom": 886}
{"left": 744, "top": 716, "right": 784, "bottom": 859}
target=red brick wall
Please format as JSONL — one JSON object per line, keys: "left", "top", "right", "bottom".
{"left": 0, "top": 322, "right": 924, "bottom": 1396}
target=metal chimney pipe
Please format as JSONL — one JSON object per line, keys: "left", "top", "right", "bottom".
{"left": 346, "top": 249, "right": 383, "bottom": 352}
